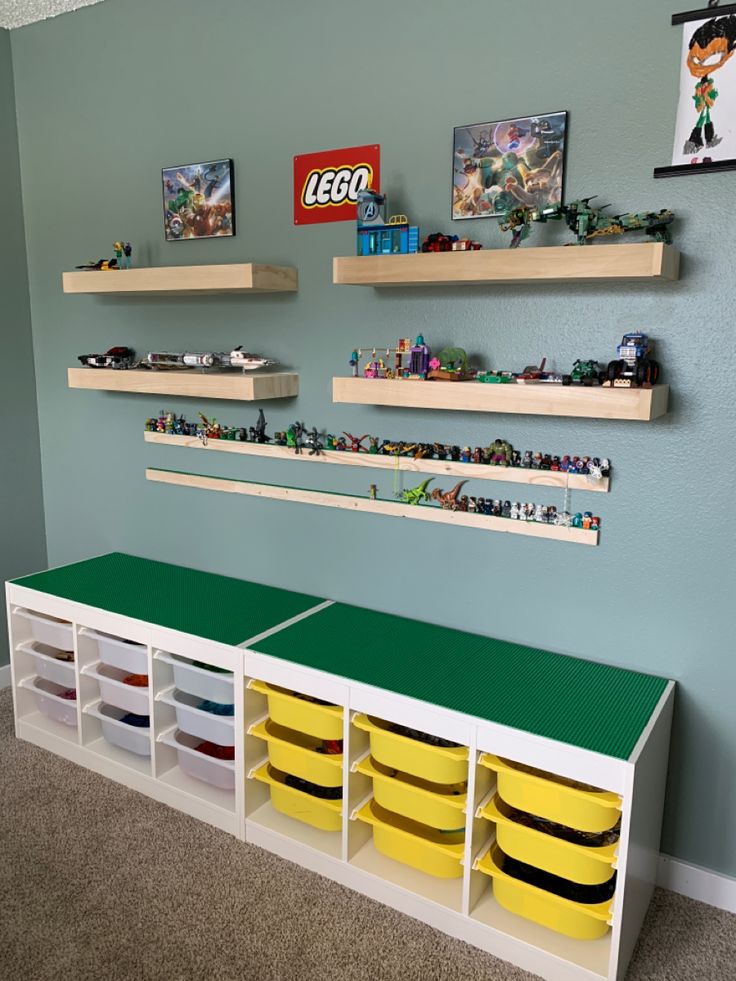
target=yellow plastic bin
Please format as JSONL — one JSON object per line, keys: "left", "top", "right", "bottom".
{"left": 475, "top": 843, "right": 613, "bottom": 940}
{"left": 250, "top": 762, "right": 342, "bottom": 832}
{"left": 249, "top": 718, "right": 343, "bottom": 787}
{"left": 355, "top": 754, "right": 467, "bottom": 831}
{"left": 353, "top": 800, "right": 465, "bottom": 878}
{"left": 249, "top": 680, "right": 343, "bottom": 740}
{"left": 479, "top": 754, "right": 622, "bottom": 833}
{"left": 352, "top": 714, "right": 468, "bottom": 785}
{"left": 479, "top": 794, "right": 618, "bottom": 885}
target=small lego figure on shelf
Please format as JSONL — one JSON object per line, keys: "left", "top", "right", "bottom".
{"left": 113, "top": 241, "right": 132, "bottom": 269}
{"left": 343, "top": 432, "right": 369, "bottom": 453}
{"left": 288, "top": 421, "right": 306, "bottom": 454}
{"left": 488, "top": 438, "right": 513, "bottom": 466}
{"left": 307, "top": 428, "right": 326, "bottom": 455}
{"left": 407, "top": 335, "right": 431, "bottom": 379}
{"left": 368, "top": 484, "right": 378, "bottom": 501}
{"left": 253, "top": 409, "right": 270, "bottom": 444}
{"left": 349, "top": 350, "right": 360, "bottom": 377}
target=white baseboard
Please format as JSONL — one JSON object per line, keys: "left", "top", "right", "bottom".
{"left": 658, "top": 854, "right": 736, "bottom": 914}
{"left": 0, "top": 664, "right": 11, "bottom": 689}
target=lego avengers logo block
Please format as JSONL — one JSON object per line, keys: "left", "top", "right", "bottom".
{"left": 294, "top": 144, "right": 380, "bottom": 224}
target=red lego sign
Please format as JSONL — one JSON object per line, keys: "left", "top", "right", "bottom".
{"left": 293, "top": 144, "right": 380, "bottom": 225}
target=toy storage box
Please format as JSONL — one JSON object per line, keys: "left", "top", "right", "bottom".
{"left": 6, "top": 554, "right": 675, "bottom": 981}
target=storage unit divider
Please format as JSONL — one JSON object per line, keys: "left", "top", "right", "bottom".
{"left": 6, "top": 556, "right": 674, "bottom": 981}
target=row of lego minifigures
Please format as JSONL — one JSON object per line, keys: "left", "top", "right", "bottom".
{"left": 144, "top": 412, "right": 610, "bottom": 478}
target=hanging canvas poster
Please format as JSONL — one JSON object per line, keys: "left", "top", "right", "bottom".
{"left": 655, "top": 3, "right": 736, "bottom": 177}
{"left": 293, "top": 144, "right": 380, "bottom": 225}
{"left": 452, "top": 111, "right": 567, "bottom": 220}
{"left": 162, "top": 159, "right": 235, "bottom": 240}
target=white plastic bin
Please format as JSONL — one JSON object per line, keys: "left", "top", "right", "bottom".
{"left": 19, "top": 677, "right": 77, "bottom": 727}
{"left": 16, "top": 640, "right": 75, "bottom": 689}
{"left": 158, "top": 728, "right": 235, "bottom": 791}
{"left": 14, "top": 609, "right": 73, "bottom": 651}
{"left": 157, "top": 689, "right": 234, "bottom": 746}
{"left": 82, "top": 663, "right": 149, "bottom": 715}
{"left": 155, "top": 652, "right": 234, "bottom": 704}
{"left": 82, "top": 628, "right": 148, "bottom": 675}
{"left": 84, "top": 702, "right": 151, "bottom": 757}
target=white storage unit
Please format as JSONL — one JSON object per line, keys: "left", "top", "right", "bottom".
{"left": 6, "top": 555, "right": 675, "bottom": 981}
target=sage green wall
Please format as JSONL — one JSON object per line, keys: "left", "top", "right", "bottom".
{"left": 9, "top": 0, "right": 736, "bottom": 876}
{"left": 0, "top": 28, "right": 46, "bottom": 668}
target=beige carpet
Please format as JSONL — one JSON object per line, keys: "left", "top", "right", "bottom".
{"left": 1, "top": 688, "right": 733, "bottom": 981}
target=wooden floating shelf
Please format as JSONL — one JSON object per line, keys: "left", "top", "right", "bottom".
{"left": 68, "top": 369, "right": 298, "bottom": 401}
{"left": 146, "top": 468, "right": 599, "bottom": 545}
{"left": 333, "top": 377, "right": 669, "bottom": 422}
{"left": 144, "top": 431, "right": 609, "bottom": 492}
{"left": 62, "top": 263, "right": 298, "bottom": 295}
{"left": 333, "top": 242, "right": 680, "bottom": 286}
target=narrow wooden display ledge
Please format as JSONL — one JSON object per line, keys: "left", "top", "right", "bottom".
{"left": 146, "top": 468, "right": 599, "bottom": 545}
{"left": 333, "top": 377, "right": 669, "bottom": 421}
{"left": 68, "top": 369, "right": 298, "bottom": 401}
{"left": 62, "top": 263, "right": 298, "bottom": 295}
{"left": 144, "top": 431, "right": 609, "bottom": 492}
{"left": 333, "top": 242, "right": 680, "bottom": 286}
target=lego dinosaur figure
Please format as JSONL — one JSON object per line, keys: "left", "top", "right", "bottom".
{"left": 399, "top": 478, "right": 434, "bottom": 505}
{"left": 431, "top": 480, "right": 468, "bottom": 510}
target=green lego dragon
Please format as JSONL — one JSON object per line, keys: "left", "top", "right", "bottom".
{"left": 499, "top": 198, "right": 674, "bottom": 248}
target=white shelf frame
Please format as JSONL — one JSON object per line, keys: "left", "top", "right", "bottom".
{"left": 6, "top": 579, "right": 674, "bottom": 981}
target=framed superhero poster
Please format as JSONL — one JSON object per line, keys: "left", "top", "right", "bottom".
{"left": 293, "top": 144, "right": 380, "bottom": 224}
{"left": 655, "top": 2, "right": 736, "bottom": 177}
{"left": 452, "top": 111, "right": 567, "bottom": 219}
{"left": 162, "top": 159, "right": 235, "bottom": 240}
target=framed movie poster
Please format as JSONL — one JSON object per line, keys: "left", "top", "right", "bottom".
{"left": 452, "top": 111, "right": 567, "bottom": 219}
{"left": 162, "top": 158, "right": 235, "bottom": 240}
{"left": 655, "top": 3, "right": 736, "bottom": 177}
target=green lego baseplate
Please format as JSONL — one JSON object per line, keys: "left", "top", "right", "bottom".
{"left": 12, "top": 554, "right": 669, "bottom": 759}
{"left": 12, "top": 552, "right": 324, "bottom": 647}
{"left": 251, "top": 603, "right": 669, "bottom": 761}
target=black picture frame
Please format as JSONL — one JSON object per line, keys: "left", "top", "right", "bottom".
{"left": 451, "top": 110, "right": 568, "bottom": 221}
{"left": 161, "top": 158, "right": 235, "bottom": 241}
